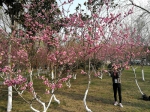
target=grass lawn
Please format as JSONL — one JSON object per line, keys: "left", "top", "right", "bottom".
{"left": 0, "top": 65, "right": 150, "bottom": 112}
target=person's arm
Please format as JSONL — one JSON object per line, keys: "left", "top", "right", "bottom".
{"left": 109, "top": 71, "right": 113, "bottom": 77}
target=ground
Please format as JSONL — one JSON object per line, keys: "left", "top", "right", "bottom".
{"left": 0, "top": 66, "right": 150, "bottom": 112}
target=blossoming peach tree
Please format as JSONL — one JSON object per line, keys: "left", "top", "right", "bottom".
{"left": 0, "top": 0, "right": 149, "bottom": 112}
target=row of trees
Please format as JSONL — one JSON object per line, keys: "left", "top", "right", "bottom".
{"left": 0, "top": 0, "right": 150, "bottom": 112}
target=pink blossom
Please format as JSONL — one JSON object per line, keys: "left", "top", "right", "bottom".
{"left": 63, "top": 1, "right": 67, "bottom": 5}
{"left": 43, "top": 79, "right": 49, "bottom": 86}
{"left": 20, "top": 86, "right": 26, "bottom": 90}
{"left": 60, "top": 61, "right": 63, "bottom": 65}
{"left": 45, "top": 89, "right": 50, "bottom": 94}
{"left": 51, "top": 83, "right": 56, "bottom": 89}
{"left": 28, "top": 82, "right": 33, "bottom": 87}
{"left": 0, "top": 52, "right": 4, "bottom": 55}
{"left": 125, "top": 66, "right": 130, "bottom": 70}
{"left": 81, "top": 70, "right": 87, "bottom": 74}
{"left": 2, "top": 66, "right": 11, "bottom": 73}
{"left": 57, "top": 83, "right": 63, "bottom": 88}
{"left": 61, "top": 78, "right": 68, "bottom": 82}
{"left": 103, "top": 70, "right": 108, "bottom": 73}
{"left": 94, "top": 73, "right": 99, "bottom": 77}
{"left": 62, "top": 51, "right": 67, "bottom": 55}
{"left": 41, "top": 76, "right": 45, "bottom": 80}
{"left": 67, "top": 75, "right": 72, "bottom": 79}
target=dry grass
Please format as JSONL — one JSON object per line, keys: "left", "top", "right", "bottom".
{"left": 0, "top": 66, "right": 150, "bottom": 112}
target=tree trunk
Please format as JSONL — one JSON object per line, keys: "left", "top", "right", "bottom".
{"left": 7, "top": 86, "right": 12, "bottom": 112}
{"left": 7, "top": 40, "right": 12, "bottom": 112}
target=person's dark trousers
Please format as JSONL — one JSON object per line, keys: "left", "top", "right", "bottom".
{"left": 113, "top": 83, "right": 122, "bottom": 103}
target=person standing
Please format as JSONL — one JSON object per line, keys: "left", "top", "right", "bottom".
{"left": 110, "top": 65, "right": 123, "bottom": 107}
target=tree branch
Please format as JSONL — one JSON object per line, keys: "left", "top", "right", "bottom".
{"left": 129, "top": 0, "right": 150, "bottom": 14}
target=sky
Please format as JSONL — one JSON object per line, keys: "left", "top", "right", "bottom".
{"left": 56, "top": 0, "right": 148, "bottom": 15}
{"left": 133, "top": 0, "right": 148, "bottom": 6}
{"left": 57, "top": 0, "right": 88, "bottom": 15}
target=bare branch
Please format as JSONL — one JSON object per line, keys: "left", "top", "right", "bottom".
{"left": 129, "top": 0, "right": 150, "bottom": 14}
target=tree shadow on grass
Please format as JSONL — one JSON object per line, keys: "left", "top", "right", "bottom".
{"left": 124, "top": 98, "right": 150, "bottom": 109}
{"left": 56, "top": 91, "right": 150, "bottom": 110}
{"left": 56, "top": 91, "right": 113, "bottom": 105}
{"left": 0, "top": 106, "right": 7, "bottom": 112}
{"left": 51, "top": 107, "right": 76, "bottom": 112}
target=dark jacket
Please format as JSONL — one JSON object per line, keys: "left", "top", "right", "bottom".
{"left": 110, "top": 70, "right": 121, "bottom": 83}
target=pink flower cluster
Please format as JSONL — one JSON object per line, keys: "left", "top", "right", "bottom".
{"left": 94, "top": 72, "right": 100, "bottom": 77}
{"left": 81, "top": 70, "right": 87, "bottom": 74}
{"left": 2, "top": 66, "right": 11, "bottom": 73}
{"left": 59, "top": 75, "right": 72, "bottom": 83}
{"left": 20, "top": 82, "right": 33, "bottom": 92}
{"left": 3, "top": 75, "right": 27, "bottom": 87}
{"left": 38, "top": 75, "right": 72, "bottom": 94}
{"left": 103, "top": 70, "right": 108, "bottom": 73}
